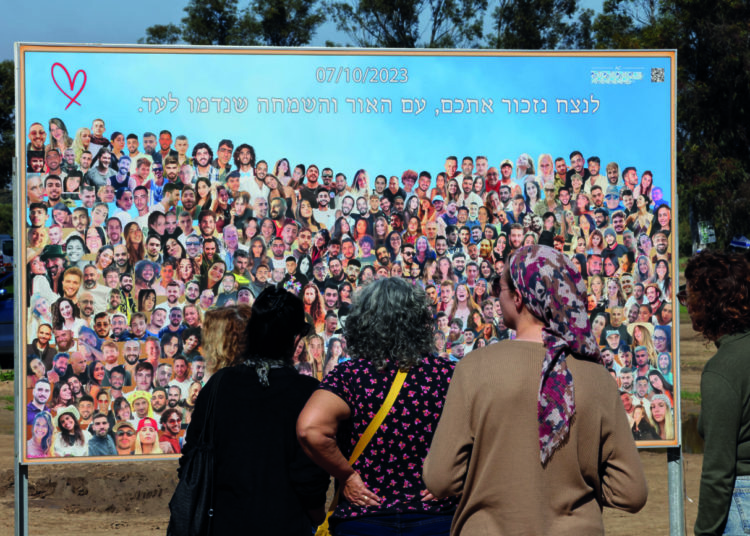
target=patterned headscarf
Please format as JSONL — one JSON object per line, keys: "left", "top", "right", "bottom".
{"left": 508, "top": 245, "right": 602, "bottom": 464}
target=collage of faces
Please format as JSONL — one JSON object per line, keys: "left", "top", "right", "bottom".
{"left": 23, "top": 117, "right": 676, "bottom": 459}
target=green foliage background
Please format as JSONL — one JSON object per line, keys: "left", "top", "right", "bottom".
{"left": 3, "top": 0, "right": 749, "bottom": 251}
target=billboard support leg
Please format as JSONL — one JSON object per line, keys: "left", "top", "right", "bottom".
{"left": 668, "top": 446, "right": 686, "bottom": 536}
{"left": 14, "top": 460, "right": 28, "bottom": 536}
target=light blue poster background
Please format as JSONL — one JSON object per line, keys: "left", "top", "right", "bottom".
{"left": 23, "top": 49, "right": 673, "bottom": 195}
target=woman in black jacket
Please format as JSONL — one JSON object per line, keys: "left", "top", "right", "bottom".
{"left": 178, "top": 291, "right": 329, "bottom": 535}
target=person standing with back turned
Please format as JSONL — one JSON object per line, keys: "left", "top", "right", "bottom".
{"left": 424, "top": 245, "right": 647, "bottom": 535}
{"left": 177, "top": 292, "right": 329, "bottom": 535}
{"left": 298, "top": 277, "right": 458, "bottom": 535}
{"left": 684, "top": 251, "right": 750, "bottom": 535}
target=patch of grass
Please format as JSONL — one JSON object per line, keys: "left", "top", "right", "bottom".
{"left": 681, "top": 390, "right": 702, "bottom": 405}
{"left": 0, "top": 369, "right": 13, "bottom": 382}
{"left": 0, "top": 394, "right": 13, "bottom": 411}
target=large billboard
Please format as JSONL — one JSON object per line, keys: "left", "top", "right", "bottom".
{"left": 16, "top": 45, "right": 678, "bottom": 463}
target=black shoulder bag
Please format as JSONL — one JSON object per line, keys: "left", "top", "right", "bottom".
{"left": 167, "top": 369, "right": 225, "bottom": 536}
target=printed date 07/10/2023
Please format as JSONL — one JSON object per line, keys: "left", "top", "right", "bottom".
{"left": 316, "top": 66, "right": 409, "bottom": 84}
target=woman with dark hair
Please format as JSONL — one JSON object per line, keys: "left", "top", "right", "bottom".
{"left": 626, "top": 194, "right": 653, "bottom": 236}
{"left": 53, "top": 405, "right": 90, "bottom": 457}
{"left": 176, "top": 257, "right": 196, "bottom": 286}
{"left": 296, "top": 199, "right": 322, "bottom": 233}
{"left": 684, "top": 250, "right": 750, "bottom": 535}
{"left": 436, "top": 256, "right": 454, "bottom": 283}
{"left": 95, "top": 245, "right": 115, "bottom": 271}
{"left": 430, "top": 172, "right": 447, "bottom": 201}
{"left": 134, "top": 259, "right": 160, "bottom": 297}
{"left": 28, "top": 411, "right": 55, "bottom": 458}
{"left": 493, "top": 233, "right": 508, "bottom": 262}
{"left": 523, "top": 180, "right": 542, "bottom": 212}
{"left": 86, "top": 361, "right": 106, "bottom": 399}
{"left": 137, "top": 288, "right": 157, "bottom": 314}
{"left": 402, "top": 215, "right": 422, "bottom": 245}
{"left": 124, "top": 222, "right": 146, "bottom": 267}
{"left": 200, "top": 259, "right": 227, "bottom": 293}
{"left": 298, "top": 278, "right": 458, "bottom": 535}
{"left": 110, "top": 131, "right": 125, "bottom": 166}
{"left": 331, "top": 217, "right": 353, "bottom": 242}
{"left": 322, "top": 336, "right": 346, "bottom": 377}
{"left": 164, "top": 237, "right": 187, "bottom": 260}
{"left": 291, "top": 163, "right": 306, "bottom": 188}
{"left": 571, "top": 253, "right": 588, "bottom": 279}
{"left": 472, "top": 175, "right": 485, "bottom": 197}
{"left": 479, "top": 259, "right": 494, "bottom": 280}
{"left": 338, "top": 281, "right": 354, "bottom": 306}
{"left": 48, "top": 381, "right": 74, "bottom": 411}
{"left": 210, "top": 185, "right": 232, "bottom": 232}
{"left": 176, "top": 286, "right": 328, "bottom": 535}
{"left": 247, "top": 236, "right": 267, "bottom": 275}
{"left": 160, "top": 332, "right": 183, "bottom": 362}
{"left": 113, "top": 396, "right": 133, "bottom": 423}
{"left": 195, "top": 177, "right": 213, "bottom": 216}
{"left": 258, "top": 218, "right": 276, "bottom": 246}
{"left": 51, "top": 297, "right": 85, "bottom": 333}
{"left": 424, "top": 245, "right": 646, "bottom": 533}
{"left": 310, "top": 229, "right": 330, "bottom": 265}
{"left": 266, "top": 176, "right": 298, "bottom": 223}
{"left": 404, "top": 195, "right": 421, "bottom": 222}
{"left": 353, "top": 218, "right": 370, "bottom": 242}
{"left": 651, "top": 258, "right": 672, "bottom": 297}
{"left": 647, "top": 369, "right": 674, "bottom": 406}
{"left": 85, "top": 226, "right": 106, "bottom": 255}
{"left": 414, "top": 235, "right": 436, "bottom": 267}
{"left": 302, "top": 282, "right": 326, "bottom": 332}
{"left": 385, "top": 230, "right": 403, "bottom": 262}
{"left": 649, "top": 204, "right": 672, "bottom": 238}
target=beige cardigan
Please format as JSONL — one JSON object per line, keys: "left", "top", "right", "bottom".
{"left": 423, "top": 340, "right": 647, "bottom": 535}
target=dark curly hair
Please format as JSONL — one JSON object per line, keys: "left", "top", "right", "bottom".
{"left": 684, "top": 250, "right": 750, "bottom": 342}
{"left": 344, "top": 278, "right": 434, "bottom": 372}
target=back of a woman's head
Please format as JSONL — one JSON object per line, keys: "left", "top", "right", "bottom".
{"left": 344, "top": 278, "right": 434, "bottom": 372}
{"left": 685, "top": 250, "right": 750, "bottom": 341}
{"left": 245, "top": 286, "right": 307, "bottom": 364}
{"left": 203, "top": 305, "right": 252, "bottom": 372}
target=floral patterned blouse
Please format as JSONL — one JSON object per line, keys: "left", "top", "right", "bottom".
{"left": 320, "top": 355, "right": 459, "bottom": 519}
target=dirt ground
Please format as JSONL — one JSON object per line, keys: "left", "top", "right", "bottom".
{"left": 0, "top": 318, "right": 712, "bottom": 535}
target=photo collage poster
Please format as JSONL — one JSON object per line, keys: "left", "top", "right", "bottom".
{"left": 17, "top": 45, "right": 678, "bottom": 462}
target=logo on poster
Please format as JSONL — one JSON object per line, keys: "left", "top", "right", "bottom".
{"left": 591, "top": 69, "right": 643, "bottom": 85}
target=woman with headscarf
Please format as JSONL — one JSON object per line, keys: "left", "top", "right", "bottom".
{"left": 424, "top": 245, "right": 646, "bottom": 534}
{"left": 176, "top": 286, "right": 329, "bottom": 535}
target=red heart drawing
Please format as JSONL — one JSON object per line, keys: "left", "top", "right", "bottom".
{"left": 51, "top": 63, "right": 87, "bottom": 110}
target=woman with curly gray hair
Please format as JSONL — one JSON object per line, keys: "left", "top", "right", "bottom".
{"left": 298, "top": 277, "right": 458, "bottom": 535}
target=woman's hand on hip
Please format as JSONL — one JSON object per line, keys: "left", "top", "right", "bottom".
{"left": 342, "top": 472, "right": 381, "bottom": 507}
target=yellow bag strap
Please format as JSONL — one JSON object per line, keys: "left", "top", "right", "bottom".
{"left": 347, "top": 368, "right": 408, "bottom": 465}
{"left": 316, "top": 368, "right": 409, "bottom": 536}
